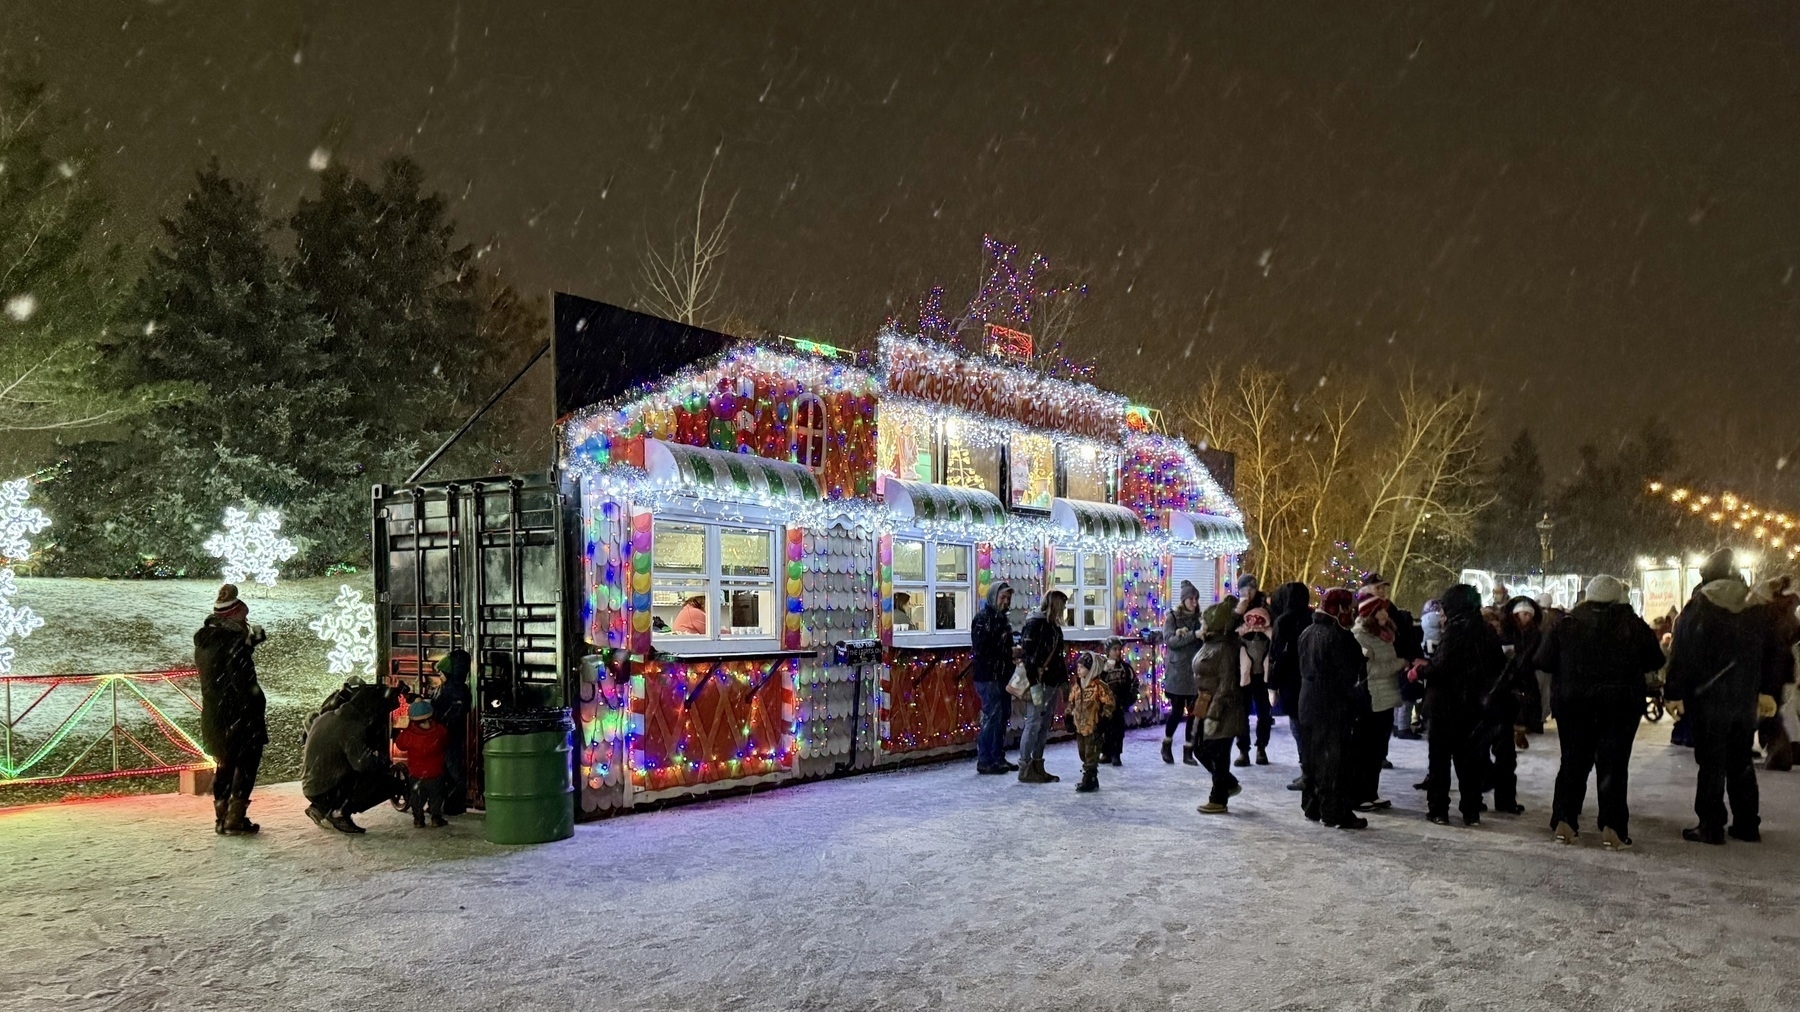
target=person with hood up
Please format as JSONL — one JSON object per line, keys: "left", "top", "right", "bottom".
{"left": 1016, "top": 590, "right": 1070, "bottom": 784}
{"left": 1195, "top": 598, "right": 1248, "bottom": 814}
{"left": 1401, "top": 599, "right": 1446, "bottom": 740}
{"left": 1534, "top": 575, "right": 1665, "bottom": 849}
{"left": 1066, "top": 652, "right": 1117, "bottom": 793}
{"left": 1235, "top": 606, "right": 1276, "bottom": 766}
{"left": 1268, "top": 581, "right": 1313, "bottom": 788}
{"left": 194, "top": 584, "right": 269, "bottom": 835}
{"left": 970, "top": 581, "right": 1021, "bottom": 775}
{"left": 1351, "top": 595, "right": 1406, "bottom": 812}
{"left": 431, "top": 649, "right": 474, "bottom": 816}
{"left": 1422, "top": 584, "right": 1506, "bottom": 827}
{"left": 1298, "top": 588, "right": 1368, "bottom": 829}
{"left": 1161, "top": 580, "right": 1206, "bottom": 765}
{"left": 1666, "top": 549, "right": 1786, "bottom": 845}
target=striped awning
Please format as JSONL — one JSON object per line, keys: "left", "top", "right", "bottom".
{"left": 883, "top": 479, "right": 1006, "bottom": 526}
{"left": 1165, "top": 509, "right": 1248, "bottom": 548}
{"left": 1051, "top": 498, "right": 1144, "bottom": 542}
{"left": 644, "top": 439, "right": 821, "bottom": 501}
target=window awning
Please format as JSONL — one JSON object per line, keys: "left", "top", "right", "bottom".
{"left": 1165, "top": 509, "right": 1247, "bottom": 548}
{"left": 644, "top": 439, "right": 821, "bottom": 501}
{"left": 1051, "top": 498, "right": 1144, "bottom": 542}
{"left": 883, "top": 479, "right": 1006, "bottom": 526}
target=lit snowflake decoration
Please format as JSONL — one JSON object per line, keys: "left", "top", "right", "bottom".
{"left": 203, "top": 507, "right": 298, "bottom": 587}
{"left": 310, "top": 584, "right": 375, "bottom": 676}
{"left": 0, "top": 478, "right": 51, "bottom": 562}
{"left": 0, "top": 479, "right": 49, "bottom": 675}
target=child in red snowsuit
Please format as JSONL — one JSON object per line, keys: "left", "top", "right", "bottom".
{"left": 396, "top": 699, "right": 450, "bottom": 828}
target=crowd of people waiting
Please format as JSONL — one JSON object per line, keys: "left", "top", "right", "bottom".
{"left": 968, "top": 547, "right": 1800, "bottom": 849}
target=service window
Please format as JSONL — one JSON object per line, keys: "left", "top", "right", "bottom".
{"left": 892, "top": 538, "right": 974, "bottom": 637}
{"left": 1052, "top": 547, "right": 1113, "bottom": 635}
{"left": 652, "top": 520, "right": 779, "bottom": 646}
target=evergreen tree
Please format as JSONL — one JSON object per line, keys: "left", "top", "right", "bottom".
{"left": 1471, "top": 430, "right": 1547, "bottom": 571}
{"left": 0, "top": 79, "right": 186, "bottom": 451}
{"left": 1551, "top": 420, "right": 1686, "bottom": 574}
{"left": 45, "top": 164, "right": 365, "bottom": 575}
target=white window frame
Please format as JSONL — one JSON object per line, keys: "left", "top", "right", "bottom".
{"left": 1053, "top": 547, "right": 1114, "bottom": 640}
{"left": 891, "top": 537, "right": 976, "bottom": 647}
{"left": 650, "top": 517, "right": 784, "bottom": 656}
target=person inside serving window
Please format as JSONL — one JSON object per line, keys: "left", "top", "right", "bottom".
{"left": 673, "top": 594, "right": 708, "bottom": 635}
{"left": 893, "top": 591, "right": 916, "bottom": 631}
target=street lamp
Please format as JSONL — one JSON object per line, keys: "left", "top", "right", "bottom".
{"left": 1536, "top": 512, "right": 1555, "bottom": 571}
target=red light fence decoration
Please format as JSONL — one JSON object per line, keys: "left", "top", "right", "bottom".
{"left": 1, "top": 669, "right": 211, "bottom": 789}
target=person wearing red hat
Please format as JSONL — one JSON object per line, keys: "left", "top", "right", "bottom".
{"left": 1298, "top": 587, "right": 1367, "bottom": 829}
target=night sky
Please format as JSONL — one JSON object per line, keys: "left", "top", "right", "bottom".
{"left": 7, "top": 2, "right": 1797, "bottom": 488}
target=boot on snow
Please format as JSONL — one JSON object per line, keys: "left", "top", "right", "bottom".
{"left": 1233, "top": 747, "right": 1251, "bottom": 768}
{"left": 328, "top": 809, "right": 367, "bottom": 834}
{"left": 220, "top": 798, "right": 259, "bottom": 836}
{"left": 1075, "top": 766, "right": 1099, "bottom": 793}
{"left": 1181, "top": 745, "right": 1199, "bottom": 766}
{"left": 1255, "top": 747, "right": 1269, "bottom": 766}
{"left": 213, "top": 798, "right": 229, "bottom": 835}
{"left": 1161, "top": 738, "right": 1175, "bottom": 764}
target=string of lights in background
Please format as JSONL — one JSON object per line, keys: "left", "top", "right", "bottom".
{"left": 1647, "top": 480, "right": 1798, "bottom": 565}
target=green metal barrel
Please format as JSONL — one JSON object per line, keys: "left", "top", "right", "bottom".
{"left": 481, "top": 712, "right": 574, "bottom": 845}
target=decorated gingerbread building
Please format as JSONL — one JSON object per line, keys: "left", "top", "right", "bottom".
{"left": 544, "top": 294, "right": 1246, "bottom": 816}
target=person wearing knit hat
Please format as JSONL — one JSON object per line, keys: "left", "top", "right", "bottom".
{"left": 1296, "top": 586, "right": 1368, "bottom": 829}
{"left": 1350, "top": 595, "right": 1406, "bottom": 812}
{"left": 1235, "top": 607, "right": 1276, "bottom": 766}
{"left": 1535, "top": 574, "right": 1665, "bottom": 849}
{"left": 1268, "top": 582, "right": 1314, "bottom": 789}
{"left": 397, "top": 697, "right": 451, "bottom": 828}
{"left": 1667, "top": 547, "right": 1782, "bottom": 845}
{"left": 1161, "top": 580, "right": 1207, "bottom": 765}
{"left": 193, "top": 583, "right": 270, "bottom": 836}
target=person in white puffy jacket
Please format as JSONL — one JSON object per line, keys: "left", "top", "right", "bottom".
{"left": 1350, "top": 596, "right": 1407, "bottom": 811}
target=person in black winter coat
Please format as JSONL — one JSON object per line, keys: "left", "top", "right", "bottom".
{"left": 194, "top": 584, "right": 268, "bottom": 836}
{"left": 970, "top": 581, "right": 1020, "bottom": 775}
{"left": 1666, "top": 549, "right": 1786, "bottom": 845}
{"left": 1268, "top": 581, "right": 1312, "bottom": 787}
{"left": 1298, "top": 588, "right": 1367, "bottom": 829}
{"left": 1423, "top": 584, "right": 1505, "bottom": 826}
{"left": 432, "top": 649, "right": 474, "bottom": 815}
{"left": 1016, "top": 590, "right": 1070, "bottom": 784}
{"left": 1535, "top": 575, "right": 1665, "bottom": 849}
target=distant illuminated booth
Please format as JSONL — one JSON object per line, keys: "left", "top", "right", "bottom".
{"left": 556, "top": 297, "right": 1246, "bottom": 816}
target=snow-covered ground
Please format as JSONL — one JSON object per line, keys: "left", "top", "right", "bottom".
{"left": 4, "top": 719, "right": 1798, "bottom": 1012}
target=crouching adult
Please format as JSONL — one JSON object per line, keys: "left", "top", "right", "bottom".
{"left": 302, "top": 687, "right": 398, "bottom": 834}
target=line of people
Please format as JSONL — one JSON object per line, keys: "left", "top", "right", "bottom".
{"left": 968, "top": 549, "right": 1800, "bottom": 851}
